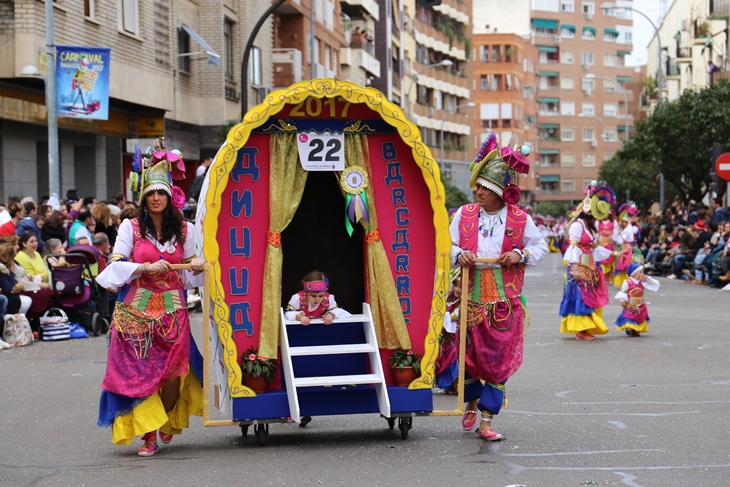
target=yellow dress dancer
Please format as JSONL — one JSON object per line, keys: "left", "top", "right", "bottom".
{"left": 615, "top": 264, "right": 660, "bottom": 337}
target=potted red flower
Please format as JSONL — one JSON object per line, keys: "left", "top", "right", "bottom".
{"left": 388, "top": 348, "right": 422, "bottom": 387}
{"left": 240, "top": 347, "right": 278, "bottom": 393}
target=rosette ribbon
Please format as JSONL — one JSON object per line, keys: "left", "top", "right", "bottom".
{"left": 345, "top": 191, "right": 370, "bottom": 237}
{"left": 501, "top": 146, "right": 530, "bottom": 174}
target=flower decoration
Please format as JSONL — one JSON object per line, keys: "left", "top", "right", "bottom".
{"left": 132, "top": 146, "right": 142, "bottom": 173}
{"left": 241, "top": 347, "right": 278, "bottom": 382}
{"left": 171, "top": 186, "right": 186, "bottom": 210}
{"left": 501, "top": 146, "right": 529, "bottom": 174}
{"left": 152, "top": 150, "right": 186, "bottom": 180}
{"left": 388, "top": 348, "right": 422, "bottom": 372}
{"left": 503, "top": 184, "right": 522, "bottom": 205}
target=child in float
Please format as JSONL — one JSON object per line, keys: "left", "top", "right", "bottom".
{"left": 615, "top": 264, "right": 660, "bottom": 337}
{"left": 284, "top": 270, "right": 352, "bottom": 325}
{"left": 435, "top": 271, "right": 461, "bottom": 394}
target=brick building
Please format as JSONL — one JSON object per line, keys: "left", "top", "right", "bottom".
{"left": 0, "top": 0, "right": 273, "bottom": 202}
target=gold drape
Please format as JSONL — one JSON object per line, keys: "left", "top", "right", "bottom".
{"left": 258, "top": 133, "right": 309, "bottom": 359}
{"left": 344, "top": 134, "right": 411, "bottom": 350}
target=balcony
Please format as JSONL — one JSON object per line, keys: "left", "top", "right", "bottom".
{"left": 341, "top": 0, "right": 380, "bottom": 21}
{"left": 340, "top": 47, "right": 381, "bottom": 78}
{"left": 413, "top": 60, "right": 470, "bottom": 98}
{"left": 273, "top": 48, "right": 303, "bottom": 87}
{"left": 709, "top": 0, "right": 730, "bottom": 19}
{"left": 665, "top": 58, "right": 680, "bottom": 78}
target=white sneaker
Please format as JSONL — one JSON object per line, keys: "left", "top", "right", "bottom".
{"left": 721, "top": 283, "right": 730, "bottom": 292}
{"left": 666, "top": 275, "right": 677, "bottom": 279}
{"left": 0, "top": 339, "right": 13, "bottom": 350}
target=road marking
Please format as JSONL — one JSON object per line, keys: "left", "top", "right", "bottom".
{"left": 493, "top": 448, "right": 665, "bottom": 458}
{"left": 568, "top": 400, "right": 730, "bottom": 405}
{"left": 620, "top": 380, "right": 730, "bottom": 387}
{"left": 504, "top": 410, "right": 699, "bottom": 417}
{"left": 614, "top": 472, "right": 643, "bottom": 487}
{"left": 608, "top": 421, "right": 627, "bottom": 428}
{"left": 555, "top": 390, "right": 577, "bottom": 398}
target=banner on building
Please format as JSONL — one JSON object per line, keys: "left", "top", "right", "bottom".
{"left": 56, "top": 45, "right": 111, "bottom": 120}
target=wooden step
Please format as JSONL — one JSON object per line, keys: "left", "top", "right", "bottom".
{"left": 289, "top": 343, "right": 377, "bottom": 356}
{"left": 283, "top": 314, "right": 369, "bottom": 325}
{"left": 294, "top": 373, "right": 382, "bottom": 388}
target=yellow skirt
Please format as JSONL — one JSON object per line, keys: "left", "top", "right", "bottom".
{"left": 616, "top": 321, "right": 649, "bottom": 333}
{"left": 613, "top": 271, "right": 628, "bottom": 288}
{"left": 560, "top": 308, "right": 609, "bottom": 336}
{"left": 548, "top": 239, "right": 561, "bottom": 253}
{"left": 111, "top": 367, "right": 203, "bottom": 445}
{"left": 602, "top": 262, "right": 615, "bottom": 284}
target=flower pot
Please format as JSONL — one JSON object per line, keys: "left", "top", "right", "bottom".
{"left": 392, "top": 366, "right": 419, "bottom": 387}
{"left": 243, "top": 373, "right": 269, "bottom": 393}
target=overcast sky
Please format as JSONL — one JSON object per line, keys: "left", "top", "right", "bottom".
{"left": 626, "top": 0, "right": 667, "bottom": 67}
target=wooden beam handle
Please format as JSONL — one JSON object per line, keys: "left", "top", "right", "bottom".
{"left": 474, "top": 257, "right": 498, "bottom": 264}
{"left": 169, "top": 263, "right": 209, "bottom": 270}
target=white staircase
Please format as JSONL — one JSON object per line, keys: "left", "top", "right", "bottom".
{"left": 279, "top": 303, "right": 390, "bottom": 422}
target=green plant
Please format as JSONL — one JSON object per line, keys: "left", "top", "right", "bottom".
{"left": 643, "top": 76, "right": 658, "bottom": 99}
{"left": 389, "top": 348, "right": 422, "bottom": 372}
{"left": 696, "top": 21, "right": 710, "bottom": 38}
{"left": 214, "top": 119, "right": 239, "bottom": 145}
{"left": 240, "top": 347, "right": 278, "bottom": 381}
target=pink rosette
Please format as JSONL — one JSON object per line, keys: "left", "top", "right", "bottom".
{"left": 503, "top": 184, "right": 521, "bottom": 205}
{"left": 152, "top": 151, "right": 186, "bottom": 179}
{"left": 248, "top": 354, "right": 257, "bottom": 361}
{"left": 171, "top": 186, "right": 186, "bottom": 210}
{"left": 501, "top": 146, "right": 529, "bottom": 174}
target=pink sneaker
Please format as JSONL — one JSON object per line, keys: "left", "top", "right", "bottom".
{"left": 575, "top": 332, "right": 595, "bottom": 340}
{"left": 137, "top": 432, "right": 158, "bottom": 457}
{"left": 476, "top": 425, "right": 504, "bottom": 441}
{"left": 159, "top": 432, "right": 173, "bottom": 444}
{"left": 461, "top": 410, "right": 478, "bottom": 431}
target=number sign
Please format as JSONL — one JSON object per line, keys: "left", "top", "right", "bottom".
{"left": 296, "top": 131, "right": 345, "bottom": 171}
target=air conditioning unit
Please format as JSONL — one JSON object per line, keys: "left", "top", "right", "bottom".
{"left": 582, "top": 63, "right": 590, "bottom": 70}
{"left": 590, "top": 140, "right": 598, "bottom": 147}
{"left": 554, "top": 36, "right": 561, "bottom": 43}
{"left": 586, "top": 13, "right": 593, "bottom": 20}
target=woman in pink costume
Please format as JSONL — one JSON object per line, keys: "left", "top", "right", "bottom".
{"left": 596, "top": 212, "right": 618, "bottom": 284}
{"left": 559, "top": 183, "right": 615, "bottom": 340}
{"left": 97, "top": 140, "right": 205, "bottom": 456}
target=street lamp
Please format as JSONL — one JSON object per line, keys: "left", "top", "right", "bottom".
{"left": 406, "top": 59, "right": 453, "bottom": 119}
{"left": 439, "top": 102, "right": 476, "bottom": 168}
{"left": 601, "top": 2, "right": 665, "bottom": 210}
{"left": 585, "top": 73, "right": 629, "bottom": 143}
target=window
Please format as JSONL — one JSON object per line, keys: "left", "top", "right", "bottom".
{"left": 561, "top": 76, "right": 574, "bottom": 90}
{"left": 416, "top": 44, "right": 429, "bottom": 64}
{"left": 505, "top": 74, "right": 513, "bottom": 91}
{"left": 562, "top": 50, "right": 574, "bottom": 64}
{"left": 605, "top": 129, "right": 617, "bottom": 141}
{"left": 562, "top": 178, "right": 574, "bottom": 192}
{"left": 224, "top": 19, "right": 234, "bottom": 83}
{"left": 250, "top": 46, "right": 262, "bottom": 86}
{"left": 582, "top": 1, "right": 594, "bottom": 14}
{"left": 604, "top": 32, "right": 618, "bottom": 42}
{"left": 561, "top": 27, "right": 575, "bottom": 38}
{"left": 481, "top": 75, "right": 490, "bottom": 91}
{"left": 118, "top": 0, "right": 139, "bottom": 35}
{"left": 433, "top": 89, "right": 442, "bottom": 110}
{"left": 582, "top": 28, "right": 595, "bottom": 40}
{"left": 603, "top": 80, "right": 615, "bottom": 92}
{"left": 624, "top": 32, "right": 633, "bottom": 43}
{"left": 492, "top": 45, "right": 502, "bottom": 62}
{"left": 581, "top": 78, "right": 594, "bottom": 93}
{"left": 582, "top": 127, "right": 595, "bottom": 141}
{"left": 604, "top": 53, "right": 617, "bottom": 67}
{"left": 480, "top": 45, "right": 489, "bottom": 62}
{"left": 603, "top": 103, "right": 617, "bottom": 117}
{"left": 492, "top": 74, "right": 502, "bottom": 91}
{"left": 178, "top": 28, "right": 190, "bottom": 72}
{"left": 84, "top": 0, "right": 95, "bottom": 18}
{"left": 562, "top": 128, "right": 574, "bottom": 141}
{"left": 561, "top": 1, "right": 574, "bottom": 12}
{"left": 561, "top": 101, "right": 575, "bottom": 115}
{"left": 583, "top": 153, "right": 596, "bottom": 166}
{"left": 562, "top": 152, "right": 575, "bottom": 166}
{"left": 581, "top": 52, "right": 594, "bottom": 66}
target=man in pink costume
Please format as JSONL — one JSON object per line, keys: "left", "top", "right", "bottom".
{"left": 449, "top": 133, "right": 548, "bottom": 441}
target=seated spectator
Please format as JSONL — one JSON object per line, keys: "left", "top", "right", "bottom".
{"left": 0, "top": 243, "right": 32, "bottom": 316}
{"left": 119, "top": 203, "right": 138, "bottom": 222}
{"left": 108, "top": 205, "right": 121, "bottom": 246}
{"left": 42, "top": 238, "right": 65, "bottom": 267}
{"left": 14, "top": 233, "right": 50, "bottom": 288}
{"left": 0, "top": 202, "right": 26, "bottom": 237}
{"left": 42, "top": 210, "right": 68, "bottom": 245}
{"left": 83, "top": 195, "right": 97, "bottom": 210}
{"left": 666, "top": 229, "right": 695, "bottom": 279}
{"left": 37, "top": 204, "right": 53, "bottom": 221}
{"left": 91, "top": 232, "right": 112, "bottom": 321}
{"left": 15, "top": 201, "right": 45, "bottom": 252}
{"left": 711, "top": 197, "right": 730, "bottom": 223}
{"left": 68, "top": 209, "right": 94, "bottom": 246}
{"left": 92, "top": 203, "right": 119, "bottom": 247}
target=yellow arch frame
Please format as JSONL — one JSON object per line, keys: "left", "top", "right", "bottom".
{"left": 203, "top": 79, "right": 451, "bottom": 398}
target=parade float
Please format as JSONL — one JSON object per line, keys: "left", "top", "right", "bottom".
{"left": 194, "top": 79, "right": 464, "bottom": 445}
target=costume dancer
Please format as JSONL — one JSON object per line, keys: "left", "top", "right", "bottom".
{"left": 596, "top": 212, "right": 618, "bottom": 284}
{"left": 614, "top": 202, "right": 643, "bottom": 287}
{"left": 434, "top": 271, "right": 461, "bottom": 393}
{"left": 615, "top": 264, "right": 660, "bottom": 337}
{"left": 559, "top": 182, "right": 615, "bottom": 340}
{"left": 450, "top": 133, "right": 547, "bottom": 441}
{"left": 97, "top": 139, "right": 205, "bottom": 456}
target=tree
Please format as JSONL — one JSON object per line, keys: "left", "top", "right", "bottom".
{"left": 214, "top": 119, "right": 240, "bottom": 145}
{"left": 604, "top": 79, "right": 730, "bottom": 207}
{"left": 441, "top": 174, "right": 470, "bottom": 211}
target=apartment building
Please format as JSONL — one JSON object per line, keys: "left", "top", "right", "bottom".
{"left": 472, "top": 0, "right": 635, "bottom": 205}
{"left": 0, "top": 0, "right": 273, "bottom": 202}
{"left": 473, "top": 33, "right": 540, "bottom": 203}
{"left": 645, "top": 0, "right": 728, "bottom": 108}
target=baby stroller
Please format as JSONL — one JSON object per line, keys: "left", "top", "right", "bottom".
{"left": 45, "top": 245, "right": 110, "bottom": 337}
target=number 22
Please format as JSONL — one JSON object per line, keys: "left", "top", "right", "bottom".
{"left": 308, "top": 138, "right": 341, "bottom": 162}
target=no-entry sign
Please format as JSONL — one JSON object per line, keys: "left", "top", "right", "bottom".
{"left": 716, "top": 153, "right": 730, "bottom": 181}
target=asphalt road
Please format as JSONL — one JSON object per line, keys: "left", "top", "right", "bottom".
{"left": 1, "top": 252, "right": 729, "bottom": 487}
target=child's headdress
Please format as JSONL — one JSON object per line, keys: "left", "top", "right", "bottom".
{"left": 128, "top": 137, "right": 187, "bottom": 209}
{"left": 628, "top": 263, "right": 644, "bottom": 277}
{"left": 568, "top": 180, "right": 616, "bottom": 226}
{"left": 468, "top": 132, "right": 530, "bottom": 205}
{"left": 619, "top": 201, "right": 639, "bottom": 222}
{"left": 304, "top": 280, "right": 328, "bottom": 293}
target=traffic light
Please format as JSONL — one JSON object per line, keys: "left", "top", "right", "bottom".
{"left": 710, "top": 143, "right": 727, "bottom": 197}
{"left": 417, "top": 0, "right": 442, "bottom": 6}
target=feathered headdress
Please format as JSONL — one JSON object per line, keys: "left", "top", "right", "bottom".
{"left": 468, "top": 132, "right": 531, "bottom": 205}
{"left": 128, "top": 137, "right": 187, "bottom": 210}
{"left": 567, "top": 180, "right": 616, "bottom": 227}
{"left": 618, "top": 201, "right": 639, "bottom": 222}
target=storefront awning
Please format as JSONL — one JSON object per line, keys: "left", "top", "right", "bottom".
{"left": 539, "top": 175, "right": 560, "bottom": 182}
{"left": 538, "top": 71, "right": 559, "bottom": 77}
{"left": 604, "top": 28, "right": 620, "bottom": 36}
{"left": 617, "top": 50, "right": 632, "bottom": 56}
{"left": 583, "top": 26, "right": 597, "bottom": 36}
{"left": 539, "top": 123, "right": 559, "bottom": 129}
{"left": 561, "top": 24, "right": 576, "bottom": 32}
{"left": 532, "top": 18, "right": 559, "bottom": 30}
{"left": 538, "top": 45, "right": 558, "bottom": 53}
{"left": 539, "top": 149, "right": 560, "bottom": 155}
{"left": 539, "top": 97, "right": 559, "bottom": 104}
{"left": 617, "top": 125, "right": 634, "bottom": 131}
{"left": 616, "top": 76, "right": 632, "bottom": 82}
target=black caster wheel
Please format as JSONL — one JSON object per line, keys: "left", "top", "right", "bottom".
{"left": 387, "top": 417, "right": 395, "bottom": 430}
{"left": 100, "top": 318, "right": 110, "bottom": 335}
{"left": 255, "top": 423, "right": 268, "bottom": 446}
{"left": 398, "top": 417, "right": 411, "bottom": 440}
{"left": 240, "top": 424, "right": 249, "bottom": 436}
{"left": 91, "top": 313, "right": 101, "bottom": 337}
